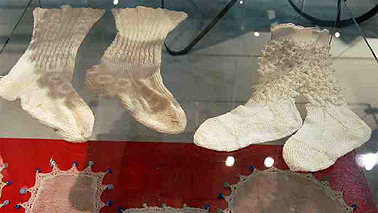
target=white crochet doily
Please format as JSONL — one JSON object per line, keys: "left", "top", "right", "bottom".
{"left": 222, "top": 167, "right": 354, "bottom": 213}
{"left": 121, "top": 203, "right": 209, "bottom": 213}
{"left": 19, "top": 160, "right": 113, "bottom": 213}
{"left": 0, "top": 163, "right": 10, "bottom": 208}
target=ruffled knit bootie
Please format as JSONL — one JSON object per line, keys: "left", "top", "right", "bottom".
{"left": 192, "top": 24, "right": 325, "bottom": 152}
{"left": 0, "top": 6, "right": 104, "bottom": 142}
{"left": 283, "top": 25, "right": 372, "bottom": 172}
{"left": 86, "top": 6, "right": 187, "bottom": 134}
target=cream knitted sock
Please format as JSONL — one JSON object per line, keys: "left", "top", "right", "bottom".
{"left": 193, "top": 24, "right": 331, "bottom": 152}
{"left": 0, "top": 6, "right": 104, "bottom": 142}
{"left": 283, "top": 27, "right": 372, "bottom": 172}
{"left": 86, "top": 6, "right": 187, "bottom": 134}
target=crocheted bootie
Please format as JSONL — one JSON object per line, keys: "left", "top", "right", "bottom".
{"left": 86, "top": 6, "right": 187, "bottom": 134}
{"left": 0, "top": 6, "right": 104, "bottom": 142}
{"left": 192, "top": 24, "right": 327, "bottom": 152}
{"left": 283, "top": 25, "right": 372, "bottom": 172}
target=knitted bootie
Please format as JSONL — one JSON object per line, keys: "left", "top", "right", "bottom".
{"left": 86, "top": 6, "right": 187, "bottom": 134}
{"left": 283, "top": 25, "right": 372, "bottom": 172}
{"left": 0, "top": 6, "right": 104, "bottom": 142}
{"left": 192, "top": 24, "right": 328, "bottom": 152}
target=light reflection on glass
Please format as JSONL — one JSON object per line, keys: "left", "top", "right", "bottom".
{"left": 254, "top": 32, "right": 260, "bottom": 37}
{"left": 335, "top": 32, "right": 340, "bottom": 38}
{"left": 264, "top": 157, "right": 274, "bottom": 167}
{"left": 49, "top": 157, "right": 56, "bottom": 167}
{"left": 267, "top": 10, "right": 276, "bottom": 20}
{"left": 113, "top": 0, "right": 119, "bottom": 5}
{"left": 239, "top": 1, "right": 244, "bottom": 4}
{"left": 226, "top": 156, "right": 235, "bottom": 167}
{"left": 357, "top": 152, "right": 378, "bottom": 171}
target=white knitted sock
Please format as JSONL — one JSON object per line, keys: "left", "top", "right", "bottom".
{"left": 0, "top": 6, "right": 104, "bottom": 142}
{"left": 86, "top": 6, "right": 187, "bottom": 134}
{"left": 283, "top": 26, "right": 372, "bottom": 172}
{"left": 193, "top": 24, "right": 333, "bottom": 152}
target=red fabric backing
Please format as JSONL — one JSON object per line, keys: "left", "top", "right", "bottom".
{"left": 0, "top": 138, "right": 376, "bottom": 213}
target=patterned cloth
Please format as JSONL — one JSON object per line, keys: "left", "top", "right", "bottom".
{"left": 122, "top": 204, "right": 208, "bottom": 213}
{"left": 0, "top": 163, "right": 9, "bottom": 208}
{"left": 19, "top": 161, "right": 112, "bottom": 213}
{"left": 222, "top": 167, "right": 353, "bottom": 213}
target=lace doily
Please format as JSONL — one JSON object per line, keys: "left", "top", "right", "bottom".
{"left": 221, "top": 167, "right": 354, "bottom": 213}
{"left": 0, "top": 163, "right": 10, "bottom": 208}
{"left": 18, "top": 160, "right": 113, "bottom": 213}
{"left": 121, "top": 203, "right": 209, "bottom": 213}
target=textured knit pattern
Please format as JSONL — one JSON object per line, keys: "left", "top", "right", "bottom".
{"left": 194, "top": 24, "right": 334, "bottom": 152}
{"left": 20, "top": 161, "right": 111, "bottom": 213}
{"left": 0, "top": 163, "right": 9, "bottom": 209}
{"left": 122, "top": 204, "right": 208, "bottom": 213}
{"left": 0, "top": 6, "right": 104, "bottom": 142}
{"left": 222, "top": 167, "right": 353, "bottom": 213}
{"left": 86, "top": 6, "right": 187, "bottom": 134}
{"left": 282, "top": 25, "right": 372, "bottom": 172}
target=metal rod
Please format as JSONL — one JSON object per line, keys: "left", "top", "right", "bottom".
{"left": 329, "top": 0, "right": 342, "bottom": 45}
{"left": 0, "top": 0, "right": 34, "bottom": 55}
{"left": 164, "top": 0, "right": 238, "bottom": 56}
{"left": 343, "top": 0, "right": 378, "bottom": 64}
{"left": 288, "top": 0, "right": 378, "bottom": 27}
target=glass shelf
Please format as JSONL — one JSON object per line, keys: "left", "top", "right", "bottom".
{"left": 0, "top": 0, "right": 377, "bottom": 212}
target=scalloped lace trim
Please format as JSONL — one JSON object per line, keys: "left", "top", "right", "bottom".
{"left": 252, "top": 34, "right": 330, "bottom": 102}
{"left": 19, "top": 161, "right": 112, "bottom": 213}
{"left": 222, "top": 167, "right": 353, "bottom": 213}
{"left": 261, "top": 23, "right": 346, "bottom": 106}
{"left": 271, "top": 23, "right": 329, "bottom": 34}
{"left": 0, "top": 163, "right": 9, "bottom": 208}
{"left": 122, "top": 203, "right": 209, "bottom": 213}
{"left": 300, "top": 67, "right": 347, "bottom": 106}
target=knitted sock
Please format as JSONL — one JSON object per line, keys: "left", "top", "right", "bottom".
{"left": 0, "top": 6, "right": 104, "bottom": 142}
{"left": 194, "top": 24, "right": 333, "bottom": 152}
{"left": 86, "top": 6, "right": 187, "bottom": 134}
{"left": 283, "top": 27, "right": 372, "bottom": 172}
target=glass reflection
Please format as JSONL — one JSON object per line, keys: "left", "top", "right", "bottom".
{"left": 264, "top": 157, "right": 274, "bottom": 167}
{"left": 357, "top": 152, "right": 378, "bottom": 171}
{"left": 226, "top": 156, "right": 235, "bottom": 167}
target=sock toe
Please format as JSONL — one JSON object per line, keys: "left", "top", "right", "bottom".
{"left": 55, "top": 129, "right": 88, "bottom": 142}
{"left": 65, "top": 91, "right": 95, "bottom": 140}
{"left": 120, "top": 95, "right": 187, "bottom": 134}
{"left": 283, "top": 138, "right": 336, "bottom": 172}
{"left": 194, "top": 118, "right": 238, "bottom": 152}
{"left": 148, "top": 107, "right": 187, "bottom": 134}
{"left": 19, "top": 85, "right": 94, "bottom": 142}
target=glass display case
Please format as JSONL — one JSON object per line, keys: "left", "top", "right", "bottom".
{"left": 0, "top": 0, "right": 377, "bottom": 212}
